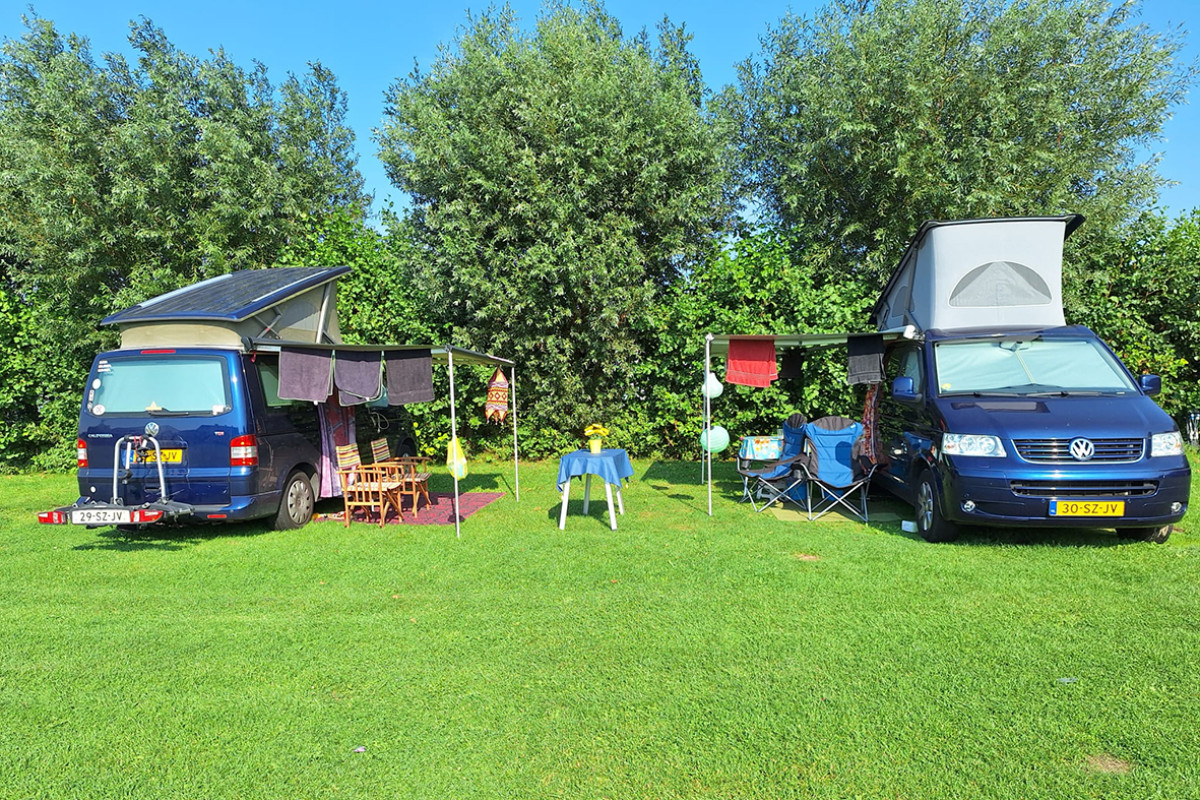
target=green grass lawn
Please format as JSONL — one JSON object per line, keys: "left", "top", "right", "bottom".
{"left": 1, "top": 456, "right": 1198, "bottom": 799}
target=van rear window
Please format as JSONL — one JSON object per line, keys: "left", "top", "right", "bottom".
{"left": 89, "top": 356, "right": 231, "bottom": 416}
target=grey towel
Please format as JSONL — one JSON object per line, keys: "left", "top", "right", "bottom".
{"left": 278, "top": 347, "right": 333, "bottom": 403}
{"left": 847, "top": 334, "right": 886, "bottom": 385}
{"left": 385, "top": 350, "right": 435, "bottom": 405}
{"left": 335, "top": 350, "right": 383, "bottom": 406}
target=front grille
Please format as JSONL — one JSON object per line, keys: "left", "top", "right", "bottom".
{"left": 1013, "top": 438, "right": 1144, "bottom": 463}
{"left": 1010, "top": 480, "right": 1158, "bottom": 498}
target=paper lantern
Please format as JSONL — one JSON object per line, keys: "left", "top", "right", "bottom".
{"left": 702, "top": 371, "right": 724, "bottom": 399}
{"left": 700, "top": 425, "right": 730, "bottom": 453}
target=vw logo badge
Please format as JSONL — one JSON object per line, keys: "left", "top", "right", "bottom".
{"left": 1069, "top": 437, "right": 1095, "bottom": 461}
{"left": 144, "top": 422, "right": 160, "bottom": 438}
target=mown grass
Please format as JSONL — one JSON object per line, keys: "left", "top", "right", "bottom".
{"left": 1, "top": 455, "right": 1197, "bottom": 799}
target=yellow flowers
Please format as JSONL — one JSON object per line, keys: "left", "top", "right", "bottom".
{"left": 584, "top": 423, "right": 609, "bottom": 439}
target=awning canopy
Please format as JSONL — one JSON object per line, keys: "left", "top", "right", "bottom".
{"left": 250, "top": 339, "right": 513, "bottom": 367}
{"left": 705, "top": 328, "right": 917, "bottom": 358}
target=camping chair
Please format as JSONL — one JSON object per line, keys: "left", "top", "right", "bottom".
{"left": 334, "top": 443, "right": 397, "bottom": 527}
{"left": 736, "top": 413, "right": 812, "bottom": 512}
{"left": 389, "top": 456, "right": 433, "bottom": 518}
{"left": 370, "top": 437, "right": 393, "bottom": 464}
{"left": 799, "top": 416, "right": 877, "bottom": 522}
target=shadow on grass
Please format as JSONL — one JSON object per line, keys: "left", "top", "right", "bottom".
{"left": 641, "top": 460, "right": 721, "bottom": 513}
{"left": 73, "top": 518, "right": 273, "bottom": 552}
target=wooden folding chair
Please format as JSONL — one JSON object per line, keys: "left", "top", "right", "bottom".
{"left": 370, "top": 437, "right": 392, "bottom": 464}
{"left": 392, "top": 456, "right": 432, "bottom": 518}
{"left": 334, "top": 444, "right": 396, "bottom": 527}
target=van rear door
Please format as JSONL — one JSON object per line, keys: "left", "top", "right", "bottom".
{"left": 78, "top": 350, "right": 246, "bottom": 509}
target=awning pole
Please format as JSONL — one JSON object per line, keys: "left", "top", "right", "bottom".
{"left": 510, "top": 366, "right": 520, "bottom": 502}
{"left": 448, "top": 345, "right": 461, "bottom": 539}
{"left": 705, "top": 333, "right": 713, "bottom": 517}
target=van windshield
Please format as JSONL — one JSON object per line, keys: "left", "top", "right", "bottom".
{"left": 934, "top": 337, "right": 1137, "bottom": 396}
{"left": 88, "top": 356, "right": 231, "bottom": 416}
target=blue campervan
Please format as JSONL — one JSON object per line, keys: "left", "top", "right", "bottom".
{"left": 871, "top": 216, "right": 1190, "bottom": 542}
{"left": 38, "top": 267, "right": 419, "bottom": 531}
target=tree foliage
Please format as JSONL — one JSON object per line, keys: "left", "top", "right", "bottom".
{"left": 728, "top": 0, "right": 1192, "bottom": 279}
{"left": 376, "top": 2, "right": 730, "bottom": 450}
{"left": 1066, "top": 209, "right": 1200, "bottom": 423}
{"left": 0, "top": 14, "right": 364, "bottom": 470}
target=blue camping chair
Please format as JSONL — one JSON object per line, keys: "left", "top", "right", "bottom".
{"left": 801, "top": 416, "right": 876, "bottom": 522}
{"left": 736, "top": 414, "right": 812, "bottom": 512}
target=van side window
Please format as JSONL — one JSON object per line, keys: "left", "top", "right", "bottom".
{"left": 257, "top": 360, "right": 294, "bottom": 409}
{"left": 891, "top": 347, "right": 924, "bottom": 393}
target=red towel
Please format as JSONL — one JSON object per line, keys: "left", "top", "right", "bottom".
{"left": 725, "top": 338, "right": 778, "bottom": 387}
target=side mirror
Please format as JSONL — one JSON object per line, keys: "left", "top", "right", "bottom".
{"left": 892, "top": 375, "right": 922, "bottom": 404}
{"left": 1139, "top": 374, "right": 1161, "bottom": 396}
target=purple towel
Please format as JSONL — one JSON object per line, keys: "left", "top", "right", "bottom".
{"left": 335, "top": 350, "right": 383, "bottom": 406}
{"left": 385, "top": 350, "right": 434, "bottom": 405}
{"left": 278, "top": 347, "right": 333, "bottom": 403}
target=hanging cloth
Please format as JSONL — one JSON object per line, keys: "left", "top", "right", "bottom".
{"left": 334, "top": 350, "right": 383, "bottom": 406}
{"left": 385, "top": 349, "right": 435, "bottom": 405}
{"left": 725, "top": 338, "right": 778, "bottom": 388}
{"left": 278, "top": 347, "right": 333, "bottom": 403}
{"left": 847, "top": 333, "right": 886, "bottom": 385}
{"left": 485, "top": 368, "right": 510, "bottom": 423}
{"left": 317, "top": 396, "right": 357, "bottom": 498}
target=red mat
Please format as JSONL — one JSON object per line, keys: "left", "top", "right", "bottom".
{"left": 317, "top": 492, "right": 505, "bottom": 526}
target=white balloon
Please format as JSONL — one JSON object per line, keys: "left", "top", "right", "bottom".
{"left": 702, "top": 371, "right": 724, "bottom": 398}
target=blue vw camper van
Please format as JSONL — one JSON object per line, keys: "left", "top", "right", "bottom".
{"left": 38, "top": 267, "right": 422, "bottom": 531}
{"left": 871, "top": 217, "right": 1190, "bottom": 542}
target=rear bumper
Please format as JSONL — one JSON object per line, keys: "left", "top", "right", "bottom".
{"left": 938, "top": 457, "right": 1191, "bottom": 527}
{"left": 40, "top": 492, "right": 280, "bottom": 527}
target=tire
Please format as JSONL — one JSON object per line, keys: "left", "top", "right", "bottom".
{"left": 273, "top": 470, "right": 315, "bottom": 530}
{"left": 1116, "top": 524, "right": 1172, "bottom": 544}
{"left": 915, "top": 470, "right": 960, "bottom": 543}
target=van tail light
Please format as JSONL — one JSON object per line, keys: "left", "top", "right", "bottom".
{"left": 77, "top": 438, "right": 88, "bottom": 468}
{"left": 38, "top": 510, "right": 67, "bottom": 524}
{"left": 131, "top": 509, "right": 164, "bottom": 524}
{"left": 230, "top": 434, "right": 259, "bottom": 467}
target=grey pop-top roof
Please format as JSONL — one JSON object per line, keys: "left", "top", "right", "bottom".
{"left": 101, "top": 266, "right": 351, "bottom": 326}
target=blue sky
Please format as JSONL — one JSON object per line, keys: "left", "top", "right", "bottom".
{"left": 4, "top": 1, "right": 1197, "bottom": 220}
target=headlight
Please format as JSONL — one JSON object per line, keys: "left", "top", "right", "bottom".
{"left": 943, "top": 433, "right": 1006, "bottom": 457}
{"left": 1151, "top": 431, "right": 1183, "bottom": 457}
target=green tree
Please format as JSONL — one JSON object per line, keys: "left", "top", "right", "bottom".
{"left": 728, "top": 0, "right": 1192, "bottom": 280}
{"left": 376, "top": 2, "right": 730, "bottom": 453}
{"left": 0, "top": 14, "right": 364, "bottom": 469}
{"left": 1066, "top": 208, "right": 1200, "bottom": 424}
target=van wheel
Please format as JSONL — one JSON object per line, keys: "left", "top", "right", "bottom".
{"left": 274, "top": 471, "right": 314, "bottom": 530}
{"left": 915, "top": 471, "right": 959, "bottom": 543}
{"left": 1117, "top": 524, "right": 1172, "bottom": 544}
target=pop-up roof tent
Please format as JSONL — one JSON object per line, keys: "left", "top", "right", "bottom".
{"left": 103, "top": 267, "right": 518, "bottom": 537}
{"left": 871, "top": 214, "right": 1084, "bottom": 332}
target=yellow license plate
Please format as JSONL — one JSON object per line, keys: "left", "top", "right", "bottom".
{"left": 138, "top": 449, "right": 183, "bottom": 463}
{"left": 1050, "top": 500, "right": 1125, "bottom": 517}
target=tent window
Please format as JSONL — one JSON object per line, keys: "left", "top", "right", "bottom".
{"left": 949, "top": 261, "right": 1051, "bottom": 307}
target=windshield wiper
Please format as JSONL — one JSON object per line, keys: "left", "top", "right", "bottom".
{"left": 940, "top": 391, "right": 1025, "bottom": 398}
{"left": 1026, "top": 390, "right": 1109, "bottom": 397}
{"left": 146, "top": 407, "right": 189, "bottom": 416}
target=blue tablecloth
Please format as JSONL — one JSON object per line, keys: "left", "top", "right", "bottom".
{"left": 557, "top": 448, "right": 634, "bottom": 491}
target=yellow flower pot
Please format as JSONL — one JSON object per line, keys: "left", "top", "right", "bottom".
{"left": 589, "top": 438, "right": 603, "bottom": 454}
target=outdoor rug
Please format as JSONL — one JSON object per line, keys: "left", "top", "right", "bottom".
{"left": 767, "top": 498, "right": 905, "bottom": 525}
{"left": 316, "top": 492, "right": 505, "bottom": 526}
